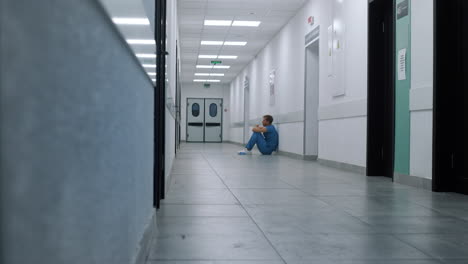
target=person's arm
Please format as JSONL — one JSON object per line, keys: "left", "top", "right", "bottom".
{"left": 252, "top": 126, "right": 268, "bottom": 133}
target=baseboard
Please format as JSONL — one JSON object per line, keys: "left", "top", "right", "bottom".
{"left": 318, "top": 158, "right": 366, "bottom": 175}
{"left": 394, "top": 173, "right": 433, "bottom": 191}
{"left": 277, "top": 150, "right": 305, "bottom": 160}
{"left": 304, "top": 155, "right": 318, "bottom": 161}
{"left": 134, "top": 210, "right": 158, "bottom": 264}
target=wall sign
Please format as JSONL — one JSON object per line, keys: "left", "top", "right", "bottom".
{"left": 397, "top": 0, "right": 409, "bottom": 19}
{"left": 269, "top": 70, "right": 276, "bottom": 106}
{"left": 398, "top": 48, "right": 407, "bottom": 80}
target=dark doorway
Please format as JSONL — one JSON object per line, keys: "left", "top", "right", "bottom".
{"left": 154, "top": 0, "right": 167, "bottom": 208}
{"left": 433, "top": 0, "right": 467, "bottom": 194}
{"left": 367, "top": 0, "right": 395, "bottom": 178}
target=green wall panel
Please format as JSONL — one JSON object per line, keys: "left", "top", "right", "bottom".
{"left": 394, "top": 0, "right": 411, "bottom": 175}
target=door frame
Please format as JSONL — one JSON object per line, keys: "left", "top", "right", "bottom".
{"left": 303, "top": 36, "right": 320, "bottom": 160}
{"left": 432, "top": 0, "right": 467, "bottom": 193}
{"left": 153, "top": 0, "right": 167, "bottom": 208}
{"left": 366, "top": 0, "right": 396, "bottom": 178}
{"left": 186, "top": 98, "right": 224, "bottom": 143}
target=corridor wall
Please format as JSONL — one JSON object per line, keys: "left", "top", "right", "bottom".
{"left": 0, "top": 0, "right": 157, "bottom": 263}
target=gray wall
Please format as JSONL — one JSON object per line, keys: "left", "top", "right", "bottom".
{"left": 0, "top": 1, "right": 155, "bottom": 263}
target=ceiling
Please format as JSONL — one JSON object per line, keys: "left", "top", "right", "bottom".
{"left": 100, "top": 0, "right": 157, "bottom": 82}
{"left": 178, "top": 0, "right": 309, "bottom": 84}
{"left": 99, "top": 0, "right": 309, "bottom": 85}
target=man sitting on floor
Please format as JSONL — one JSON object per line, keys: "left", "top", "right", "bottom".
{"left": 238, "top": 115, "right": 279, "bottom": 155}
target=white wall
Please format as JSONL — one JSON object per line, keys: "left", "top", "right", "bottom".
{"left": 229, "top": 0, "right": 368, "bottom": 166}
{"left": 181, "top": 84, "right": 231, "bottom": 141}
{"left": 164, "top": 0, "right": 179, "bottom": 183}
{"left": 410, "top": 0, "right": 434, "bottom": 179}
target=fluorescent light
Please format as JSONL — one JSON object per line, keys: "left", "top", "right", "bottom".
{"left": 137, "top": 54, "right": 156, "bottom": 58}
{"left": 143, "top": 64, "right": 156, "bottom": 68}
{"left": 224, "top": 41, "right": 247, "bottom": 46}
{"left": 199, "top": 55, "right": 218, "bottom": 59}
{"left": 113, "top": 18, "right": 150, "bottom": 25}
{"left": 213, "top": 65, "right": 230, "bottom": 69}
{"left": 194, "top": 79, "right": 207, "bottom": 82}
{"left": 196, "top": 65, "right": 213, "bottom": 69}
{"left": 148, "top": 72, "right": 156, "bottom": 76}
{"left": 218, "top": 55, "right": 238, "bottom": 59}
{"left": 204, "top": 20, "right": 232, "bottom": 26}
{"left": 201, "top": 41, "right": 224, "bottom": 46}
{"left": 195, "top": 73, "right": 210, "bottom": 76}
{"left": 151, "top": 79, "right": 156, "bottom": 82}
{"left": 206, "top": 80, "right": 221, "bottom": 83}
{"left": 232, "top": 21, "right": 261, "bottom": 27}
{"left": 127, "top": 39, "right": 155, "bottom": 45}
{"left": 210, "top": 73, "right": 225, "bottom": 76}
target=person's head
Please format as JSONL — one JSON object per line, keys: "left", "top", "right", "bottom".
{"left": 262, "top": 115, "right": 274, "bottom": 126}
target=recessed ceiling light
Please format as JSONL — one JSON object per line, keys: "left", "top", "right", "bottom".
{"left": 199, "top": 55, "right": 218, "bottom": 59}
{"left": 148, "top": 72, "right": 156, "bottom": 76}
{"left": 143, "top": 64, "right": 156, "bottom": 68}
{"left": 224, "top": 41, "right": 247, "bottom": 46}
{"left": 232, "top": 21, "right": 261, "bottom": 27}
{"left": 213, "top": 65, "right": 231, "bottom": 69}
{"left": 204, "top": 20, "right": 232, "bottom": 26}
{"left": 151, "top": 79, "right": 156, "bottom": 82}
{"left": 210, "top": 73, "right": 225, "bottom": 76}
{"left": 206, "top": 80, "right": 221, "bottom": 83}
{"left": 196, "top": 65, "right": 214, "bottom": 69}
{"left": 113, "top": 18, "right": 150, "bottom": 25}
{"left": 195, "top": 73, "right": 210, "bottom": 76}
{"left": 127, "top": 39, "right": 155, "bottom": 45}
{"left": 201, "top": 41, "right": 224, "bottom": 46}
{"left": 218, "top": 55, "right": 238, "bottom": 59}
{"left": 137, "top": 54, "right": 157, "bottom": 58}
{"left": 194, "top": 79, "right": 208, "bottom": 82}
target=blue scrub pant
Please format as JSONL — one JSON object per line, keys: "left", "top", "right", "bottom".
{"left": 245, "top": 132, "right": 275, "bottom": 155}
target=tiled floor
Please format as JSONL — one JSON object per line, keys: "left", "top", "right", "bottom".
{"left": 147, "top": 143, "right": 468, "bottom": 264}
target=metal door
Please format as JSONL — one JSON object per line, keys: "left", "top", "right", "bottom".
{"left": 204, "top": 99, "right": 223, "bottom": 142}
{"left": 186, "top": 98, "right": 205, "bottom": 142}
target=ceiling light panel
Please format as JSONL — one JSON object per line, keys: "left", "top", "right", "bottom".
{"left": 199, "top": 55, "right": 218, "bottom": 59}
{"left": 143, "top": 64, "right": 156, "bottom": 68}
{"left": 201, "top": 41, "right": 224, "bottom": 46}
{"left": 196, "top": 65, "right": 214, "bottom": 69}
{"left": 218, "top": 55, "right": 238, "bottom": 59}
{"left": 127, "top": 39, "right": 156, "bottom": 45}
{"left": 113, "top": 18, "right": 150, "bottom": 25}
{"left": 206, "top": 80, "right": 221, "bottom": 83}
{"left": 224, "top": 41, "right": 247, "bottom": 46}
{"left": 232, "top": 21, "right": 262, "bottom": 27}
{"left": 209, "top": 73, "right": 225, "bottom": 76}
{"left": 137, "top": 54, "right": 157, "bottom": 58}
{"left": 195, "top": 73, "right": 210, "bottom": 76}
{"left": 204, "top": 20, "right": 232, "bottom": 26}
{"left": 148, "top": 72, "right": 156, "bottom": 76}
{"left": 194, "top": 79, "right": 207, "bottom": 82}
{"left": 213, "top": 65, "right": 230, "bottom": 69}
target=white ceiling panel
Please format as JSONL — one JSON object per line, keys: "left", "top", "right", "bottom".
{"left": 178, "top": 0, "right": 308, "bottom": 84}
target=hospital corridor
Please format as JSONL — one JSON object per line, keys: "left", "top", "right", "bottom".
{"left": 0, "top": 0, "right": 467, "bottom": 263}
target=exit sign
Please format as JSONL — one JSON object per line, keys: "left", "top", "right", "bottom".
{"left": 211, "top": 61, "right": 222, "bottom": 65}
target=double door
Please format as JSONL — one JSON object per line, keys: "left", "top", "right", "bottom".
{"left": 187, "top": 98, "right": 223, "bottom": 143}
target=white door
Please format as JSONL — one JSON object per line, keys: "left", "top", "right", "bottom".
{"left": 187, "top": 98, "right": 205, "bottom": 142}
{"left": 204, "top": 99, "right": 223, "bottom": 142}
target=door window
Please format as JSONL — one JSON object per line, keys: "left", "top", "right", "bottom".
{"left": 192, "top": 103, "right": 200, "bottom": 117}
{"left": 209, "top": 103, "right": 218, "bottom": 117}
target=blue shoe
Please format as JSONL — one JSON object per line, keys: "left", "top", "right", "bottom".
{"left": 238, "top": 149, "right": 252, "bottom": 155}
